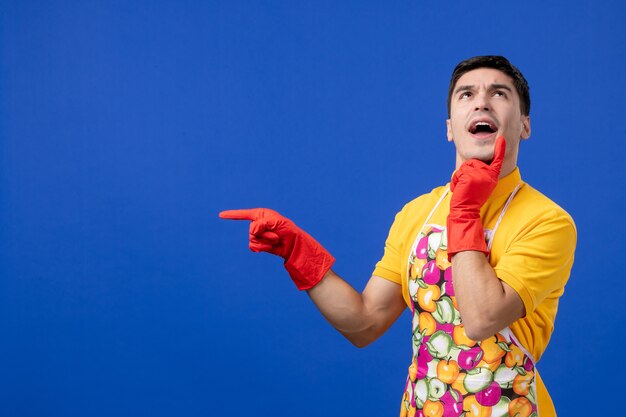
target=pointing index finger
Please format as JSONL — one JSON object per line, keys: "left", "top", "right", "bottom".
{"left": 219, "top": 209, "right": 259, "bottom": 221}
{"left": 490, "top": 136, "right": 506, "bottom": 172}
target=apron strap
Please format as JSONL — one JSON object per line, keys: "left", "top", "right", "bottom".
{"left": 419, "top": 186, "right": 450, "bottom": 231}
{"left": 500, "top": 327, "right": 537, "bottom": 365}
{"left": 487, "top": 183, "right": 524, "bottom": 253}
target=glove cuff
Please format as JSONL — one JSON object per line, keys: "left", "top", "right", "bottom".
{"left": 284, "top": 234, "right": 336, "bottom": 291}
{"left": 446, "top": 211, "right": 489, "bottom": 261}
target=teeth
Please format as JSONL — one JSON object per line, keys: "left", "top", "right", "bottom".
{"left": 474, "top": 121, "right": 493, "bottom": 128}
{"left": 470, "top": 120, "right": 496, "bottom": 134}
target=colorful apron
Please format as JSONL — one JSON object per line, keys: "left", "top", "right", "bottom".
{"left": 399, "top": 184, "right": 540, "bottom": 417}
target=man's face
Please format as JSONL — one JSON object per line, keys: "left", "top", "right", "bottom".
{"left": 446, "top": 67, "right": 531, "bottom": 174}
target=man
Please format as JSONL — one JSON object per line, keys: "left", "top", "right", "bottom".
{"left": 220, "top": 56, "right": 576, "bottom": 417}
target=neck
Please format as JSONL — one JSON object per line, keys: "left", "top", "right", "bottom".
{"left": 454, "top": 144, "right": 520, "bottom": 179}
{"left": 498, "top": 162, "right": 517, "bottom": 178}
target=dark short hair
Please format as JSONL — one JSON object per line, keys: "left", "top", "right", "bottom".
{"left": 447, "top": 56, "right": 530, "bottom": 117}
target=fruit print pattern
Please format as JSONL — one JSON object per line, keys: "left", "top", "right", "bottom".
{"left": 400, "top": 225, "right": 539, "bottom": 417}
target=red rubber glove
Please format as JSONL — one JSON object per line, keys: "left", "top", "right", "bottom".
{"left": 219, "top": 208, "right": 335, "bottom": 290}
{"left": 447, "top": 136, "right": 506, "bottom": 260}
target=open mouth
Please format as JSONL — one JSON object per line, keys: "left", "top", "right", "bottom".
{"left": 469, "top": 120, "right": 497, "bottom": 136}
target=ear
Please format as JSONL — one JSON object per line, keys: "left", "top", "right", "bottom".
{"left": 520, "top": 115, "right": 531, "bottom": 140}
{"left": 446, "top": 119, "right": 453, "bottom": 142}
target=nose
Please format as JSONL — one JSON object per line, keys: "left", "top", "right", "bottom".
{"left": 474, "top": 92, "right": 491, "bottom": 112}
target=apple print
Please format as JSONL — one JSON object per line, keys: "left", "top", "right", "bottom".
{"left": 427, "top": 378, "right": 447, "bottom": 401}
{"left": 440, "top": 389, "right": 463, "bottom": 417}
{"left": 422, "top": 260, "right": 439, "bottom": 284}
{"left": 414, "top": 379, "right": 429, "bottom": 408}
{"left": 426, "top": 331, "right": 453, "bottom": 359}
{"left": 458, "top": 346, "right": 483, "bottom": 370}
{"left": 419, "top": 342, "right": 433, "bottom": 363}
{"left": 475, "top": 381, "right": 502, "bottom": 406}
{"left": 490, "top": 396, "right": 511, "bottom": 417}
{"left": 494, "top": 365, "right": 518, "bottom": 389}
{"left": 432, "top": 296, "right": 456, "bottom": 324}
{"left": 416, "top": 235, "right": 429, "bottom": 259}
{"left": 428, "top": 232, "right": 442, "bottom": 259}
{"left": 463, "top": 367, "right": 494, "bottom": 394}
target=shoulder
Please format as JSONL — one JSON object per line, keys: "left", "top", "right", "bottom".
{"left": 510, "top": 183, "right": 576, "bottom": 231}
{"left": 385, "top": 184, "right": 450, "bottom": 241}
{"left": 398, "top": 184, "right": 450, "bottom": 219}
{"left": 495, "top": 182, "right": 577, "bottom": 256}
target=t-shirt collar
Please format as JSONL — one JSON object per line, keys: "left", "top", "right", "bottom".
{"left": 491, "top": 167, "right": 523, "bottom": 198}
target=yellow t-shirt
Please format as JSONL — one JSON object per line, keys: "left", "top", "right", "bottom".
{"left": 373, "top": 168, "right": 576, "bottom": 416}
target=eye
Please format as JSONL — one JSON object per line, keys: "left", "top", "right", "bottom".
{"left": 459, "top": 91, "right": 472, "bottom": 99}
{"left": 493, "top": 90, "right": 507, "bottom": 98}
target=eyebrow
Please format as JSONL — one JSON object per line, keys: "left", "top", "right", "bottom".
{"left": 454, "top": 83, "right": 513, "bottom": 95}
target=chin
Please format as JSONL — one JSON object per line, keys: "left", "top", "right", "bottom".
{"left": 476, "top": 154, "right": 495, "bottom": 164}
{"left": 463, "top": 150, "right": 494, "bottom": 164}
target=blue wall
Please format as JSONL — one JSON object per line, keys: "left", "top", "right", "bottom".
{"left": 2, "top": 1, "right": 624, "bottom": 415}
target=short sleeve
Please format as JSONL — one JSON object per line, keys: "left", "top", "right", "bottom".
{"left": 494, "top": 209, "right": 577, "bottom": 316}
{"left": 373, "top": 209, "right": 406, "bottom": 285}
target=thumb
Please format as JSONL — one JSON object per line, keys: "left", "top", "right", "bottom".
{"left": 219, "top": 208, "right": 261, "bottom": 221}
{"left": 490, "top": 136, "right": 506, "bottom": 173}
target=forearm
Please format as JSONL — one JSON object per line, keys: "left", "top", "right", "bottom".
{"left": 219, "top": 208, "right": 405, "bottom": 346}
{"left": 451, "top": 251, "right": 524, "bottom": 341}
{"left": 307, "top": 270, "right": 405, "bottom": 348}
